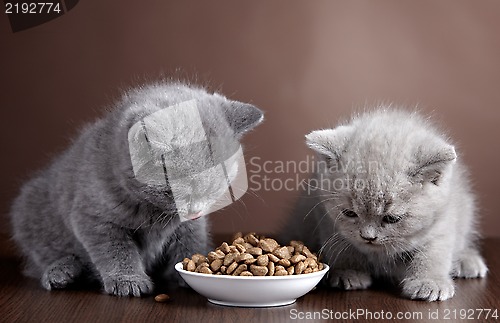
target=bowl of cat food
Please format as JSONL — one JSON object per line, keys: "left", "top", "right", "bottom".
{"left": 175, "top": 232, "right": 329, "bottom": 307}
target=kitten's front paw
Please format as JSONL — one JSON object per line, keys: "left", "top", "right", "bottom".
{"left": 328, "top": 269, "right": 372, "bottom": 290}
{"left": 452, "top": 254, "right": 488, "bottom": 278}
{"left": 103, "top": 274, "right": 153, "bottom": 297}
{"left": 41, "top": 256, "right": 83, "bottom": 290}
{"left": 402, "top": 277, "right": 455, "bottom": 302}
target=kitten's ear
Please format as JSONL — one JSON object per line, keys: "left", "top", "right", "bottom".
{"left": 410, "top": 143, "right": 457, "bottom": 185}
{"left": 305, "top": 126, "right": 354, "bottom": 161}
{"left": 225, "top": 102, "right": 264, "bottom": 136}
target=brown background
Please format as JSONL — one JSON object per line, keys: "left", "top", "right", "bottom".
{"left": 1, "top": 0, "right": 499, "bottom": 257}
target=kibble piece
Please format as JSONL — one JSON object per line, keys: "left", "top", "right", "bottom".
{"left": 232, "top": 264, "right": 247, "bottom": 276}
{"left": 244, "top": 234, "right": 260, "bottom": 246}
{"left": 191, "top": 254, "right": 207, "bottom": 266}
{"left": 301, "top": 246, "right": 316, "bottom": 260}
{"left": 287, "top": 266, "right": 295, "bottom": 275}
{"left": 290, "top": 240, "right": 304, "bottom": 253}
{"left": 267, "top": 261, "right": 275, "bottom": 276}
{"left": 219, "top": 242, "right": 231, "bottom": 254}
{"left": 290, "top": 254, "right": 306, "bottom": 264}
{"left": 287, "top": 246, "right": 294, "bottom": 255}
{"left": 207, "top": 252, "right": 218, "bottom": 262}
{"left": 318, "top": 263, "right": 324, "bottom": 271}
{"left": 210, "top": 259, "right": 223, "bottom": 272}
{"left": 186, "top": 259, "right": 196, "bottom": 272}
{"left": 304, "top": 258, "right": 317, "bottom": 269}
{"left": 220, "top": 265, "right": 227, "bottom": 274}
{"left": 154, "top": 294, "right": 170, "bottom": 303}
{"left": 256, "top": 254, "right": 269, "bottom": 266}
{"left": 243, "top": 242, "right": 254, "bottom": 249}
{"left": 247, "top": 247, "right": 263, "bottom": 256}
{"left": 250, "top": 264, "right": 269, "bottom": 276}
{"left": 226, "top": 261, "right": 239, "bottom": 274}
{"left": 215, "top": 250, "right": 226, "bottom": 259}
{"left": 309, "top": 259, "right": 319, "bottom": 269}
{"left": 182, "top": 258, "right": 190, "bottom": 267}
{"left": 233, "top": 237, "right": 245, "bottom": 245}
{"left": 195, "top": 262, "right": 209, "bottom": 271}
{"left": 240, "top": 271, "right": 253, "bottom": 276}
{"left": 303, "top": 268, "right": 313, "bottom": 274}
{"left": 197, "top": 266, "right": 212, "bottom": 274}
{"left": 278, "top": 259, "right": 291, "bottom": 267}
{"left": 237, "top": 253, "right": 254, "bottom": 263}
{"left": 234, "top": 243, "right": 246, "bottom": 253}
{"left": 290, "top": 240, "right": 304, "bottom": 248}
{"left": 274, "top": 265, "right": 288, "bottom": 276}
{"left": 258, "top": 238, "right": 279, "bottom": 253}
{"left": 224, "top": 252, "right": 239, "bottom": 266}
{"left": 268, "top": 254, "right": 280, "bottom": 263}
{"left": 295, "top": 261, "right": 306, "bottom": 274}
{"left": 245, "top": 258, "right": 257, "bottom": 265}
{"left": 273, "top": 246, "right": 291, "bottom": 260}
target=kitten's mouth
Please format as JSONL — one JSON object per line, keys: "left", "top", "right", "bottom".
{"left": 186, "top": 211, "right": 203, "bottom": 220}
{"left": 361, "top": 241, "right": 381, "bottom": 247}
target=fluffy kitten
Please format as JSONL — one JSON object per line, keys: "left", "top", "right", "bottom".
{"left": 284, "top": 108, "right": 487, "bottom": 301}
{"left": 10, "top": 81, "right": 263, "bottom": 296}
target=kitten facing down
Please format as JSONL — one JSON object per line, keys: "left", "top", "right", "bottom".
{"left": 10, "top": 82, "right": 263, "bottom": 296}
{"left": 284, "top": 108, "right": 486, "bottom": 301}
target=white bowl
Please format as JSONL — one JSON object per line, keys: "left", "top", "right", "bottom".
{"left": 175, "top": 262, "right": 329, "bottom": 307}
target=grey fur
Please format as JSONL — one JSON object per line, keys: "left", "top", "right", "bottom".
{"left": 284, "top": 108, "right": 486, "bottom": 302}
{"left": 10, "top": 81, "right": 263, "bottom": 296}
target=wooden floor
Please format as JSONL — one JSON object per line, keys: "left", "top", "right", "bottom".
{"left": 1, "top": 239, "right": 499, "bottom": 323}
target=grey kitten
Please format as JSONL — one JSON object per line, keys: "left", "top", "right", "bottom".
{"left": 284, "top": 108, "right": 486, "bottom": 301}
{"left": 10, "top": 81, "right": 263, "bottom": 296}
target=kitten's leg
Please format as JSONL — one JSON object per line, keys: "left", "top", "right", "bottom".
{"left": 325, "top": 250, "right": 372, "bottom": 290}
{"left": 401, "top": 238, "right": 455, "bottom": 302}
{"left": 328, "top": 268, "right": 372, "bottom": 290}
{"left": 452, "top": 248, "right": 488, "bottom": 278}
{"left": 41, "top": 255, "right": 83, "bottom": 290}
{"left": 74, "top": 219, "right": 153, "bottom": 297}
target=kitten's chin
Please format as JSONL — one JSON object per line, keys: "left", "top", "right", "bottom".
{"left": 355, "top": 241, "right": 385, "bottom": 253}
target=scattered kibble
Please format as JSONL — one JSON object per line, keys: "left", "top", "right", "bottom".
{"left": 154, "top": 293, "right": 170, "bottom": 303}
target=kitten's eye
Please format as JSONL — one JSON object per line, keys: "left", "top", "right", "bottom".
{"left": 382, "top": 215, "right": 401, "bottom": 224}
{"left": 341, "top": 209, "right": 358, "bottom": 218}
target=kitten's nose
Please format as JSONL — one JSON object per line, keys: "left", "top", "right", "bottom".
{"left": 360, "top": 234, "right": 377, "bottom": 242}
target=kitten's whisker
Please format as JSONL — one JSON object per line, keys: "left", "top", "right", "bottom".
{"left": 318, "top": 233, "right": 339, "bottom": 259}
{"left": 133, "top": 217, "right": 151, "bottom": 233}
{"left": 302, "top": 182, "right": 339, "bottom": 195}
{"left": 302, "top": 197, "right": 336, "bottom": 221}
{"left": 311, "top": 202, "right": 345, "bottom": 235}
{"left": 330, "top": 242, "right": 351, "bottom": 268}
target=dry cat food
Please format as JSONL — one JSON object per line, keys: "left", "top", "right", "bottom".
{"left": 154, "top": 293, "right": 171, "bottom": 303}
{"left": 182, "top": 232, "right": 323, "bottom": 276}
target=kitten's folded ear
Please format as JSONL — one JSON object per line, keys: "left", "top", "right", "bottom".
{"left": 305, "top": 126, "right": 354, "bottom": 161}
{"left": 225, "top": 102, "right": 264, "bottom": 136}
{"left": 410, "top": 143, "right": 457, "bottom": 185}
